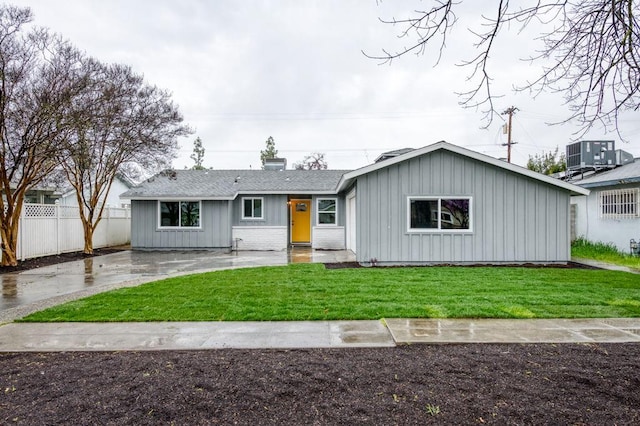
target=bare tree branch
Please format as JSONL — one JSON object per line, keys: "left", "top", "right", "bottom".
{"left": 0, "top": 6, "right": 88, "bottom": 265}
{"left": 368, "top": 1, "right": 638, "bottom": 137}
{"left": 59, "top": 61, "right": 191, "bottom": 254}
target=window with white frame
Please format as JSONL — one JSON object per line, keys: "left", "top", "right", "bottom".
{"left": 599, "top": 188, "right": 640, "bottom": 219}
{"left": 242, "top": 197, "right": 263, "bottom": 219}
{"left": 317, "top": 198, "right": 337, "bottom": 225}
{"left": 408, "top": 197, "right": 471, "bottom": 231}
{"left": 159, "top": 201, "right": 201, "bottom": 228}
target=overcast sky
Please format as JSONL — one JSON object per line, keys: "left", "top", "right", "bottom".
{"left": 12, "top": 0, "right": 640, "bottom": 170}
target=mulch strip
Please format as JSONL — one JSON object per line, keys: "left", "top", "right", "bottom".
{"left": 1, "top": 343, "right": 639, "bottom": 424}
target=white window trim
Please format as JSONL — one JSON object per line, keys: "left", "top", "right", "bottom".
{"left": 407, "top": 196, "right": 473, "bottom": 233}
{"left": 599, "top": 188, "right": 640, "bottom": 219}
{"left": 241, "top": 197, "right": 264, "bottom": 220}
{"left": 316, "top": 197, "right": 338, "bottom": 226}
{"left": 157, "top": 200, "right": 202, "bottom": 229}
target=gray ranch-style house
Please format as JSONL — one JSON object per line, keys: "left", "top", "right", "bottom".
{"left": 121, "top": 141, "right": 589, "bottom": 265}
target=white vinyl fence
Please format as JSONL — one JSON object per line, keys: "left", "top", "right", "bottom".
{"left": 13, "top": 203, "right": 131, "bottom": 261}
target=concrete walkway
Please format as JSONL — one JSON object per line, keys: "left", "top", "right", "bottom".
{"left": 0, "top": 318, "right": 639, "bottom": 351}
{"left": 1, "top": 250, "right": 639, "bottom": 351}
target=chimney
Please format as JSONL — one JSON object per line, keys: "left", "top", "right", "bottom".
{"left": 264, "top": 158, "right": 287, "bottom": 171}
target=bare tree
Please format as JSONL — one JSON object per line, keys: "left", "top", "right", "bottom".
{"left": 366, "top": 1, "right": 640, "bottom": 137}
{"left": 0, "top": 6, "right": 88, "bottom": 266}
{"left": 60, "top": 61, "right": 191, "bottom": 254}
{"left": 293, "top": 152, "right": 328, "bottom": 170}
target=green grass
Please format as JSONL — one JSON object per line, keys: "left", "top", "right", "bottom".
{"left": 572, "top": 237, "right": 640, "bottom": 270}
{"left": 21, "top": 263, "right": 640, "bottom": 322}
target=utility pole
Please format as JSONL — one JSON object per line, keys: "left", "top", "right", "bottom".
{"left": 502, "top": 106, "right": 518, "bottom": 163}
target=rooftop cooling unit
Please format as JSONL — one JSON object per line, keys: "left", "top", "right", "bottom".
{"left": 616, "top": 149, "right": 635, "bottom": 166}
{"left": 566, "top": 140, "right": 616, "bottom": 171}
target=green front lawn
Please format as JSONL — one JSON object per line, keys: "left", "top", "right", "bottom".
{"left": 21, "top": 264, "right": 640, "bottom": 322}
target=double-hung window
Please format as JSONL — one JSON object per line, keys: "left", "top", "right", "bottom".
{"left": 408, "top": 197, "right": 471, "bottom": 232}
{"left": 159, "top": 201, "right": 201, "bottom": 228}
{"left": 242, "top": 197, "right": 263, "bottom": 220}
{"left": 317, "top": 198, "right": 337, "bottom": 225}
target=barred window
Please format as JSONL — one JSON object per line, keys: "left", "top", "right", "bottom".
{"left": 599, "top": 189, "right": 640, "bottom": 219}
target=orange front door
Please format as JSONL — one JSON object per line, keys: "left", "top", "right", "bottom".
{"left": 290, "top": 199, "right": 311, "bottom": 243}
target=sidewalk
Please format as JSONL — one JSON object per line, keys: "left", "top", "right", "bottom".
{"left": 1, "top": 318, "right": 639, "bottom": 352}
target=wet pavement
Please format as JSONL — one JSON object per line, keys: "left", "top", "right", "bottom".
{"left": 1, "top": 250, "right": 639, "bottom": 351}
{"left": 0, "top": 321, "right": 395, "bottom": 351}
{"left": 1, "top": 318, "right": 640, "bottom": 352}
{"left": 385, "top": 318, "right": 640, "bottom": 344}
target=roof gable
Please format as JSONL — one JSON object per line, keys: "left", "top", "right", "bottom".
{"left": 337, "top": 141, "right": 589, "bottom": 196}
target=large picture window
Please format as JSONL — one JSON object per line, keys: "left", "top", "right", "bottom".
{"left": 242, "top": 197, "right": 263, "bottom": 219}
{"left": 159, "top": 201, "right": 200, "bottom": 228}
{"left": 317, "top": 198, "right": 337, "bottom": 225}
{"left": 599, "top": 188, "right": 639, "bottom": 219}
{"left": 408, "top": 197, "right": 471, "bottom": 232}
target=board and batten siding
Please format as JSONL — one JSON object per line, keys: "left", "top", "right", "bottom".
{"left": 355, "top": 150, "right": 571, "bottom": 264}
{"left": 232, "top": 194, "right": 288, "bottom": 226}
{"left": 131, "top": 200, "right": 231, "bottom": 249}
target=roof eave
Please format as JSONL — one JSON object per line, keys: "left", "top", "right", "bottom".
{"left": 577, "top": 176, "right": 640, "bottom": 189}
{"left": 121, "top": 195, "right": 235, "bottom": 201}
{"left": 235, "top": 190, "right": 339, "bottom": 196}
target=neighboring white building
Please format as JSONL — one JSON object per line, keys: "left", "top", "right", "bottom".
{"left": 570, "top": 160, "right": 640, "bottom": 254}
{"left": 57, "top": 174, "right": 134, "bottom": 208}
{"left": 25, "top": 174, "right": 134, "bottom": 208}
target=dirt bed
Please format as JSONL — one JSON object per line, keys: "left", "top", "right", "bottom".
{"left": 2, "top": 343, "right": 639, "bottom": 424}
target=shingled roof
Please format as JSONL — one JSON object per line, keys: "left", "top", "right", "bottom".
{"left": 121, "top": 169, "right": 348, "bottom": 200}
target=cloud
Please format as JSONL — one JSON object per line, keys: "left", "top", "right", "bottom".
{"left": 10, "top": 0, "right": 638, "bottom": 171}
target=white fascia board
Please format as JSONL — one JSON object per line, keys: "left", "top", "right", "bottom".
{"left": 235, "top": 190, "right": 339, "bottom": 196}
{"left": 121, "top": 195, "right": 235, "bottom": 201}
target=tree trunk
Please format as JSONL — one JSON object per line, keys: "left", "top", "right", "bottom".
{"left": 0, "top": 217, "right": 20, "bottom": 266}
{"left": 82, "top": 219, "right": 94, "bottom": 255}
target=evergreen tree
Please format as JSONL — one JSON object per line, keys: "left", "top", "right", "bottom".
{"left": 260, "top": 136, "right": 278, "bottom": 169}
{"left": 191, "top": 137, "right": 205, "bottom": 170}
